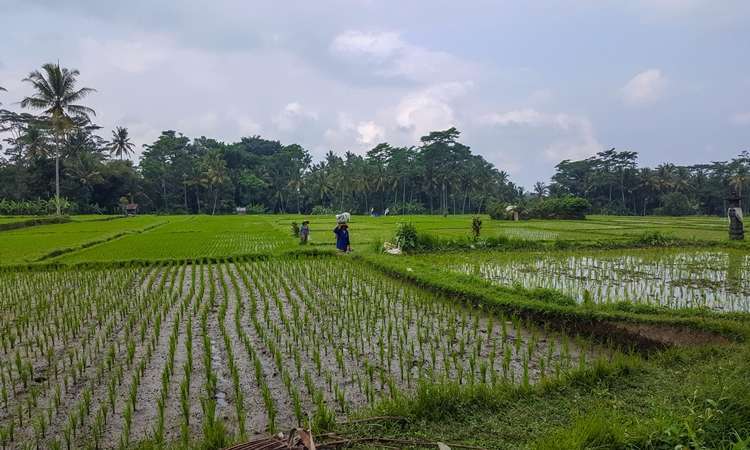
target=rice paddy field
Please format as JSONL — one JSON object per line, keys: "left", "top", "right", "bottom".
{"left": 420, "top": 248, "right": 750, "bottom": 312}
{"left": 0, "top": 213, "right": 748, "bottom": 449}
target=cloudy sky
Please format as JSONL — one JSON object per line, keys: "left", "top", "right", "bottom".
{"left": 1, "top": 0, "right": 749, "bottom": 187}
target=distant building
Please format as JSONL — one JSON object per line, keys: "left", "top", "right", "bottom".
{"left": 236, "top": 207, "right": 247, "bottom": 215}
{"left": 126, "top": 203, "right": 138, "bottom": 216}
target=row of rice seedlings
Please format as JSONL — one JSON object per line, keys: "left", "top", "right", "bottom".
{"left": 199, "top": 261, "right": 226, "bottom": 446}
{"left": 235, "top": 260, "right": 334, "bottom": 430}
{"left": 219, "top": 258, "right": 599, "bottom": 428}
{"left": 215, "top": 263, "right": 247, "bottom": 439}
{"left": 0, "top": 265, "right": 155, "bottom": 447}
{"left": 151, "top": 262, "right": 194, "bottom": 445}
{"left": 118, "top": 262, "right": 181, "bottom": 449}
{"left": 179, "top": 263, "right": 200, "bottom": 447}
{"left": 230, "top": 263, "right": 281, "bottom": 433}
{"left": 45, "top": 262, "right": 178, "bottom": 449}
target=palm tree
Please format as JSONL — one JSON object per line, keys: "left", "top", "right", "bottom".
{"left": 202, "top": 151, "right": 229, "bottom": 215}
{"left": 20, "top": 63, "right": 96, "bottom": 215}
{"left": 19, "top": 124, "right": 50, "bottom": 160}
{"left": 533, "top": 181, "right": 548, "bottom": 199}
{"left": 108, "top": 126, "right": 135, "bottom": 160}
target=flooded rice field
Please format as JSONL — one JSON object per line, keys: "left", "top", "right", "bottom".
{"left": 445, "top": 249, "right": 750, "bottom": 312}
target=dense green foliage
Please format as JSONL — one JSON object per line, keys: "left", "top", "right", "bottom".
{"left": 550, "top": 148, "right": 750, "bottom": 216}
{"left": 488, "top": 196, "right": 591, "bottom": 221}
{"left": 4, "top": 67, "right": 748, "bottom": 219}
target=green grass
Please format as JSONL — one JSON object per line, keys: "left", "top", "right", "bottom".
{"left": 341, "top": 344, "right": 750, "bottom": 449}
{"left": 58, "top": 215, "right": 291, "bottom": 262}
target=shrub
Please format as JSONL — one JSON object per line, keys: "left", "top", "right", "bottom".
{"left": 633, "top": 231, "right": 677, "bottom": 247}
{"left": 388, "top": 202, "right": 427, "bottom": 215}
{"left": 311, "top": 205, "right": 335, "bottom": 215}
{"left": 524, "top": 196, "right": 590, "bottom": 220}
{"left": 471, "top": 216, "right": 482, "bottom": 240}
{"left": 290, "top": 222, "right": 300, "bottom": 237}
{"left": 654, "top": 192, "right": 698, "bottom": 216}
{"left": 245, "top": 203, "right": 268, "bottom": 214}
{"left": 0, "top": 198, "right": 74, "bottom": 215}
{"left": 487, "top": 201, "right": 509, "bottom": 220}
{"left": 393, "top": 222, "right": 418, "bottom": 251}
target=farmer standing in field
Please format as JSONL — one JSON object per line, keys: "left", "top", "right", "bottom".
{"left": 300, "top": 220, "right": 310, "bottom": 244}
{"left": 334, "top": 213, "right": 351, "bottom": 252}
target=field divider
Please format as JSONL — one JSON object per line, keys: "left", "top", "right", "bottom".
{"left": 0, "top": 216, "right": 71, "bottom": 232}
{"left": 31, "top": 221, "right": 170, "bottom": 263}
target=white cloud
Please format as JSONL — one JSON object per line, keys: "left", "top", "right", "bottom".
{"left": 395, "top": 81, "right": 471, "bottom": 139}
{"left": 730, "top": 112, "right": 750, "bottom": 126}
{"left": 621, "top": 69, "right": 667, "bottom": 106}
{"left": 331, "top": 30, "right": 476, "bottom": 83}
{"left": 236, "top": 114, "right": 262, "bottom": 136}
{"left": 356, "top": 121, "right": 385, "bottom": 145}
{"left": 273, "top": 102, "right": 318, "bottom": 131}
{"left": 331, "top": 30, "right": 403, "bottom": 60}
{"left": 481, "top": 108, "right": 601, "bottom": 161}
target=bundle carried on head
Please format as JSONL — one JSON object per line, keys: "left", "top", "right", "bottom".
{"left": 336, "top": 212, "right": 351, "bottom": 224}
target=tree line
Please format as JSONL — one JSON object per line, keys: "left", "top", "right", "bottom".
{"left": 0, "top": 63, "right": 746, "bottom": 216}
{"left": 0, "top": 63, "right": 521, "bottom": 215}
{"left": 544, "top": 148, "right": 749, "bottom": 216}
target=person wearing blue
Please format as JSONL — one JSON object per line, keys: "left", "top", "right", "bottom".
{"left": 333, "top": 223, "right": 351, "bottom": 252}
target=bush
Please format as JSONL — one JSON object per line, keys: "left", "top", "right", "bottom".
{"left": 0, "top": 198, "right": 74, "bottom": 215}
{"left": 245, "top": 203, "right": 268, "bottom": 214}
{"left": 311, "top": 205, "right": 336, "bottom": 215}
{"left": 654, "top": 192, "right": 698, "bottom": 216}
{"left": 393, "top": 222, "right": 418, "bottom": 251}
{"left": 487, "top": 201, "right": 508, "bottom": 220}
{"left": 524, "top": 196, "right": 590, "bottom": 220}
{"left": 471, "top": 216, "right": 482, "bottom": 240}
{"left": 388, "top": 202, "right": 427, "bottom": 215}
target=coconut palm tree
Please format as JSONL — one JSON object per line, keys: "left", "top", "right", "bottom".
{"left": 20, "top": 63, "right": 96, "bottom": 215}
{"left": 108, "top": 126, "right": 135, "bottom": 160}
{"left": 533, "top": 181, "right": 548, "bottom": 199}
{"left": 19, "top": 124, "right": 51, "bottom": 160}
{"left": 107, "top": 127, "right": 135, "bottom": 160}
{"left": 202, "top": 151, "right": 229, "bottom": 215}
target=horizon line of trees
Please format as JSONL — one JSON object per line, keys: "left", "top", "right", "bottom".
{"left": 1, "top": 63, "right": 747, "bottom": 217}
{"left": 538, "top": 148, "right": 750, "bottom": 216}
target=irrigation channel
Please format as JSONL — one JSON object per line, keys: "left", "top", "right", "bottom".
{"left": 0, "top": 257, "right": 612, "bottom": 449}
{"left": 448, "top": 248, "right": 750, "bottom": 312}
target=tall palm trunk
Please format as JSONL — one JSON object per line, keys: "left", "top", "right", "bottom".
{"left": 55, "top": 134, "right": 61, "bottom": 215}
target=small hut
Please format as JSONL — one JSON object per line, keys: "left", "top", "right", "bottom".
{"left": 126, "top": 203, "right": 139, "bottom": 216}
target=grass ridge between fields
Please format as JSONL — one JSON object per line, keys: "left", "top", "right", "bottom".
{"left": 0, "top": 215, "right": 71, "bottom": 232}
{"left": 35, "top": 220, "right": 169, "bottom": 262}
